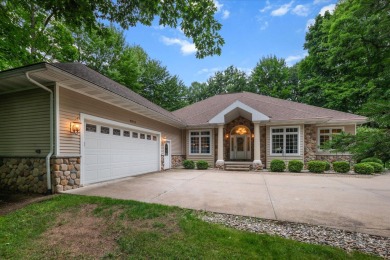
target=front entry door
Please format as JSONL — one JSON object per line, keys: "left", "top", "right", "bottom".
{"left": 230, "top": 135, "right": 250, "bottom": 160}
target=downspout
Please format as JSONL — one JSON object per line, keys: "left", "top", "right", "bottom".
{"left": 26, "top": 71, "right": 53, "bottom": 194}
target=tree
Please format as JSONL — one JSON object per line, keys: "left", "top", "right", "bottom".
{"left": 187, "top": 82, "right": 209, "bottom": 104}
{"left": 249, "top": 55, "right": 290, "bottom": 99}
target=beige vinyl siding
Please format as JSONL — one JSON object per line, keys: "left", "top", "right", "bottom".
{"left": 185, "top": 129, "right": 215, "bottom": 166}
{"left": 266, "top": 125, "right": 304, "bottom": 168}
{"left": 0, "top": 89, "right": 50, "bottom": 156}
{"left": 59, "top": 87, "right": 182, "bottom": 156}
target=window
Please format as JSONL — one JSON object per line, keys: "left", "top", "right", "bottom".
{"left": 140, "top": 133, "right": 145, "bottom": 139}
{"left": 147, "top": 134, "right": 151, "bottom": 140}
{"left": 113, "top": 129, "right": 121, "bottom": 136}
{"left": 271, "top": 127, "right": 299, "bottom": 155}
{"left": 190, "top": 130, "right": 211, "bottom": 154}
{"left": 123, "top": 131, "right": 130, "bottom": 137}
{"left": 132, "top": 132, "right": 138, "bottom": 138}
{"left": 152, "top": 136, "right": 157, "bottom": 141}
{"left": 86, "top": 124, "right": 96, "bottom": 132}
{"left": 101, "top": 126, "right": 109, "bottom": 134}
{"left": 318, "top": 127, "right": 343, "bottom": 149}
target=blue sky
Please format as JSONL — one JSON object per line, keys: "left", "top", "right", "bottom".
{"left": 124, "top": 0, "right": 337, "bottom": 86}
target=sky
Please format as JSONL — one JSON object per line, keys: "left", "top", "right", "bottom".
{"left": 123, "top": 0, "right": 338, "bottom": 86}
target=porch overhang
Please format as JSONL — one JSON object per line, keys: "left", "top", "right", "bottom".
{"left": 209, "top": 100, "right": 270, "bottom": 124}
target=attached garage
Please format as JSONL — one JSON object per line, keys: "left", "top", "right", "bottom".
{"left": 82, "top": 115, "right": 161, "bottom": 185}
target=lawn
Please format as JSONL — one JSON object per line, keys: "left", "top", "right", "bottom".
{"left": 0, "top": 195, "right": 379, "bottom": 259}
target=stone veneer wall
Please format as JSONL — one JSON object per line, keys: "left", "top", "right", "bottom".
{"left": 316, "top": 154, "right": 353, "bottom": 163}
{"left": 161, "top": 155, "right": 186, "bottom": 170}
{"left": 52, "top": 157, "right": 81, "bottom": 192}
{"left": 223, "top": 116, "right": 254, "bottom": 161}
{"left": 0, "top": 158, "right": 48, "bottom": 193}
{"left": 304, "top": 124, "right": 317, "bottom": 164}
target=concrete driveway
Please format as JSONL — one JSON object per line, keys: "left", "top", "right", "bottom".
{"left": 66, "top": 169, "right": 390, "bottom": 237}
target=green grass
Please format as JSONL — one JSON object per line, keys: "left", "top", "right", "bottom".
{"left": 0, "top": 195, "right": 379, "bottom": 259}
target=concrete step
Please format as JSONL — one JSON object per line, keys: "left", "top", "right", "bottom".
{"left": 225, "top": 167, "right": 250, "bottom": 171}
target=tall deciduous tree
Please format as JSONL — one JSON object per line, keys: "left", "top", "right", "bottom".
{"left": 249, "top": 55, "right": 290, "bottom": 99}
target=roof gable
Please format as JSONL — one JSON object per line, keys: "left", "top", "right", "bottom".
{"left": 209, "top": 100, "right": 270, "bottom": 124}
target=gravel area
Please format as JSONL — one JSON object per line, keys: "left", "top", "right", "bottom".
{"left": 201, "top": 212, "right": 390, "bottom": 259}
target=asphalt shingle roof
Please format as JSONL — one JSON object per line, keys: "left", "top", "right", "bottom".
{"left": 172, "top": 92, "right": 367, "bottom": 125}
{"left": 50, "top": 62, "right": 183, "bottom": 124}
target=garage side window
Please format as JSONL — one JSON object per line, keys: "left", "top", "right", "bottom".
{"left": 189, "top": 130, "right": 211, "bottom": 155}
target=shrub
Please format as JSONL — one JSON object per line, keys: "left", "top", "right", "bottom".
{"left": 361, "top": 157, "right": 383, "bottom": 165}
{"left": 183, "top": 160, "right": 195, "bottom": 169}
{"left": 354, "top": 163, "right": 374, "bottom": 175}
{"left": 324, "top": 161, "right": 331, "bottom": 171}
{"left": 196, "top": 160, "right": 208, "bottom": 170}
{"left": 288, "top": 160, "right": 303, "bottom": 173}
{"left": 307, "top": 160, "right": 327, "bottom": 173}
{"left": 366, "top": 162, "right": 384, "bottom": 173}
{"left": 270, "top": 159, "right": 286, "bottom": 172}
{"left": 332, "top": 161, "right": 350, "bottom": 173}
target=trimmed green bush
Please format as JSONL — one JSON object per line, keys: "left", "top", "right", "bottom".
{"left": 307, "top": 160, "right": 327, "bottom": 173}
{"left": 366, "top": 162, "right": 384, "bottom": 173}
{"left": 288, "top": 160, "right": 303, "bottom": 173}
{"left": 354, "top": 163, "right": 374, "bottom": 175}
{"left": 270, "top": 159, "right": 286, "bottom": 172}
{"left": 324, "top": 161, "right": 331, "bottom": 171}
{"left": 183, "top": 160, "right": 195, "bottom": 169}
{"left": 361, "top": 157, "right": 383, "bottom": 165}
{"left": 196, "top": 160, "right": 209, "bottom": 170}
{"left": 332, "top": 161, "right": 350, "bottom": 173}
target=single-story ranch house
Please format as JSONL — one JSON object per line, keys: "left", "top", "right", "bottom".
{"left": 0, "top": 63, "right": 367, "bottom": 193}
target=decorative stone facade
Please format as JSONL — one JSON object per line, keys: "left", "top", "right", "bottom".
{"left": 316, "top": 154, "right": 353, "bottom": 163}
{"left": 0, "top": 158, "right": 48, "bottom": 193}
{"left": 171, "top": 155, "right": 185, "bottom": 168}
{"left": 223, "top": 116, "right": 254, "bottom": 161}
{"left": 304, "top": 124, "right": 317, "bottom": 164}
{"left": 52, "top": 157, "right": 81, "bottom": 192}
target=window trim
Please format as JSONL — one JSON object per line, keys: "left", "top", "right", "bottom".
{"left": 317, "top": 127, "right": 344, "bottom": 151}
{"left": 270, "top": 126, "right": 300, "bottom": 156}
{"left": 188, "top": 129, "right": 212, "bottom": 155}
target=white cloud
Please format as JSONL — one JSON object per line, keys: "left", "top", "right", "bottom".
{"left": 271, "top": 1, "right": 294, "bottom": 17}
{"left": 222, "top": 10, "right": 230, "bottom": 19}
{"left": 285, "top": 52, "right": 308, "bottom": 66}
{"left": 313, "top": 0, "right": 331, "bottom": 5}
{"left": 319, "top": 4, "right": 336, "bottom": 16}
{"left": 213, "top": 0, "right": 223, "bottom": 11}
{"left": 305, "top": 18, "right": 315, "bottom": 31}
{"left": 260, "top": 0, "right": 272, "bottom": 13}
{"left": 161, "top": 36, "right": 197, "bottom": 55}
{"left": 292, "top": 5, "right": 310, "bottom": 16}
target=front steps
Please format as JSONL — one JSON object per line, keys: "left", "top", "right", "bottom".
{"left": 224, "top": 161, "right": 252, "bottom": 171}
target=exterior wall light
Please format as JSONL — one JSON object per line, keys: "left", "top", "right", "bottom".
{"left": 162, "top": 136, "right": 167, "bottom": 143}
{"left": 225, "top": 133, "right": 229, "bottom": 139}
{"left": 70, "top": 117, "right": 82, "bottom": 135}
{"left": 252, "top": 134, "right": 254, "bottom": 138}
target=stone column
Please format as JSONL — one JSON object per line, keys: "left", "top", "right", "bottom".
{"left": 253, "top": 122, "right": 263, "bottom": 170}
{"left": 216, "top": 124, "right": 225, "bottom": 169}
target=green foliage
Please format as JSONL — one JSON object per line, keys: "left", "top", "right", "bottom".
{"left": 365, "top": 162, "right": 384, "bottom": 173}
{"left": 324, "top": 161, "right": 331, "bottom": 171}
{"left": 361, "top": 157, "right": 383, "bottom": 165}
{"left": 354, "top": 163, "right": 374, "bottom": 175}
{"left": 332, "top": 161, "right": 350, "bottom": 173}
{"left": 196, "top": 160, "right": 208, "bottom": 170}
{"left": 249, "top": 55, "right": 292, "bottom": 99}
{"left": 183, "top": 160, "right": 195, "bottom": 169}
{"left": 307, "top": 161, "right": 327, "bottom": 173}
{"left": 270, "top": 160, "right": 286, "bottom": 172}
{"left": 288, "top": 160, "right": 303, "bottom": 173}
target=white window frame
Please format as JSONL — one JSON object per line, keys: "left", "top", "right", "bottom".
{"left": 270, "top": 126, "right": 300, "bottom": 156}
{"left": 189, "top": 129, "right": 212, "bottom": 155}
{"left": 317, "top": 127, "right": 344, "bottom": 151}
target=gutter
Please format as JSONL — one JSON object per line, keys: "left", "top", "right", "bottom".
{"left": 26, "top": 71, "right": 53, "bottom": 195}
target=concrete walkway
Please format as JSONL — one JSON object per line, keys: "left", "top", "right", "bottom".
{"left": 66, "top": 169, "right": 390, "bottom": 237}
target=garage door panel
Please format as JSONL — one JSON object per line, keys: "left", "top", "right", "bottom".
{"left": 84, "top": 120, "right": 160, "bottom": 185}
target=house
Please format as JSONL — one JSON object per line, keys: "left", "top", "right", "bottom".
{"left": 0, "top": 63, "right": 367, "bottom": 193}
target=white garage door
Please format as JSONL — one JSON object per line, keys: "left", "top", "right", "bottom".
{"left": 83, "top": 120, "right": 160, "bottom": 184}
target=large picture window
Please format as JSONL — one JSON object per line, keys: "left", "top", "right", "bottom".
{"left": 190, "top": 130, "right": 211, "bottom": 155}
{"left": 271, "top": 127, "right": 299, "bottom": 155}
{"left": 318, "top": 127, "right": 343, "bottom": 150}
